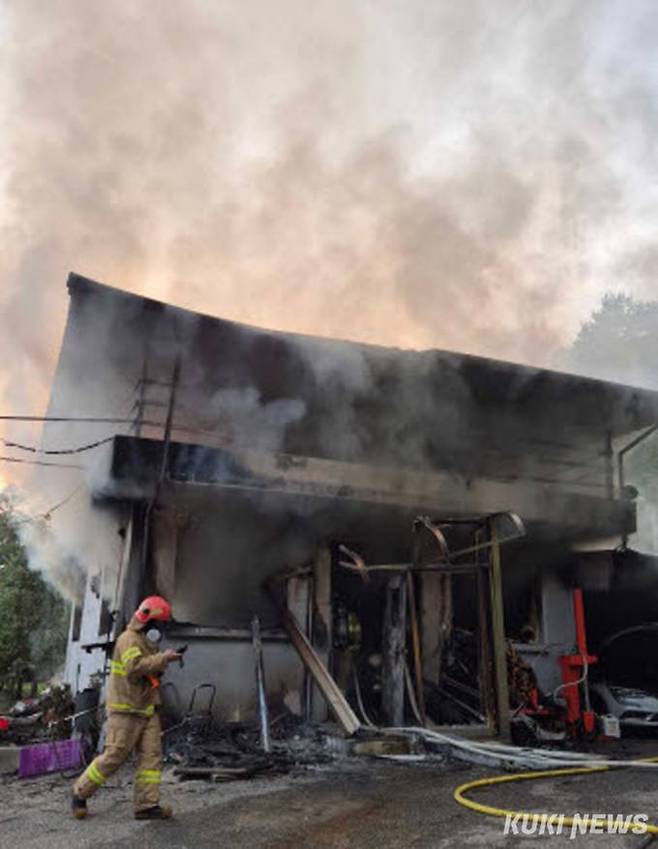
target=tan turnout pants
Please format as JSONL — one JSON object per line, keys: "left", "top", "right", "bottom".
{"left": 73, "top": 711, "right": 163, "bottom": 812}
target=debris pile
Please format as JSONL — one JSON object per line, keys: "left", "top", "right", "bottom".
{"left": 0, "top": 684, "right": 74, "bottom": 746}
{"left": 164, "top": 710, "right": 340, "bottom": 782}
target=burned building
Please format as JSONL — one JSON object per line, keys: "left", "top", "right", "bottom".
{"left": 36, "top": 273, "right": 658, "bottom": 739}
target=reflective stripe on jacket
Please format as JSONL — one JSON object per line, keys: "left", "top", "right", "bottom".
{"left": 106, "top": 616, "right": 168, "bottom": 716}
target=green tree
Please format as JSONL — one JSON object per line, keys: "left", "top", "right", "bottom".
{"left": 0, "top": 496, "right": 68, "bottom": 699}
{"left": 564, "top": 292, "right": 658, "bottom": 498}
{"left": 565, "top": 292, "right": 658, "bottom": 388}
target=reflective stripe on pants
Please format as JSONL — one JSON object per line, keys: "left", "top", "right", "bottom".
{"left": 72, "top": 711, "right": 163, "bottom": 812}
{"left": 136, "top": 769, "right": 161, "bottom": 784}
{"left": 86, "top": 762, "right": 107, "bottom": 786}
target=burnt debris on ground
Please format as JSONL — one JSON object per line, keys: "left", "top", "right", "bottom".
{"left": 165, "top": 711, "right": 337, "bottom": 780}
{"left": 0, "top": 684, "right": 77, "bottom": 746}
{"left": 163, "top": 705, "right": 445, "bottom": 783}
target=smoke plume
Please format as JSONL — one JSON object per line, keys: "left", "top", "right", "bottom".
{"left": 2, "top": 1, "right": 658, "bottom": 595}
{"left": 2, "top": 1, "right": 658, "bottom": 464}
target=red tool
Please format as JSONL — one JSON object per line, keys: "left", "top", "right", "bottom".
{"left": 559, "top": 588, "right": 597, "bottom": 737}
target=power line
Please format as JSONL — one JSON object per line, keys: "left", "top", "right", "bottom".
{"left": 3, "top": 436, "right": 115, "bottom": 455}
{"left": 42, "top": 484, "right": 85, "bottom": 518}
{"left": 0, "top": 414, "right": 234, "bottom": 445}
{"left": 0, "top": 456, "right": 84, "bottom": 469}
{"left": 0, "top": 416, "right": 136, "bottom": 424}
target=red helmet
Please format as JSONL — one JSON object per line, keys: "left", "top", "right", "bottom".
{"left": 135, "top": 595, "right": 172, "bottom": 625}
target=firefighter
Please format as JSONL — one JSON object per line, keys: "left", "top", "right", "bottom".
{"left": 71, "top": 595, "right": 182, "bottom": 820}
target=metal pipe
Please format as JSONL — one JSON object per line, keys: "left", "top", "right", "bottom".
{"left": 618, "top": 424, "right": 657, "bottom": 491}
{"left": 158, "top": 354, "right": 182, "bottom": 485}
{"left": 488, "top": 520, "right": 511, "bottom": 740}
{"left": 603, "top": 430, "right": 614, "bottom": 498}
{"left": 141, "top": 351, "right": 182, "bottom": 581}
{"left": 251, "top": 615, "right": 271, "bottom": 753}
{"left": 338, "top": 562, "right": 486, "bottom": 575}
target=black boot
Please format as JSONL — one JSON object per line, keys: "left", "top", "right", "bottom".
{"left": 134, "top": 805, "right": 173, "bottom": 820}
{"left": 71, "top": 794, "right": 87, "bottom": 819}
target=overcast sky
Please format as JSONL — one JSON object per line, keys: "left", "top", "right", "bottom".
{"left": 1, "top": 0, "right": 658, "bottom": 479}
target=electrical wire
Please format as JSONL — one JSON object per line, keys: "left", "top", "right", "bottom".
{"left": 0, "top": 415, "right": 233, "bottom": 448}
{"left": 42, "top": 484, "right": 85, "bottom": 518}
{"left": 0, "top": 415, "right": 136, "bottom": 424}
{"left": 3, "top": 436, "right": 115, "bottom": 455}
{"left": 553, "top": 656, "right": 588, "bottom": 700}
{"left": 404, "top": 660, "right": 425, "bottom": 726}
{"left": 352, "top": 668, "right": 376, "bottom": 729}
{"left": 386, "top": 725, "right": 658, "bottom": 771}
{"left": 0, "top": 416, "right": 126, "bottom": 469}
{"left": 0, "top": 456, "right": 83, "bottom": 469}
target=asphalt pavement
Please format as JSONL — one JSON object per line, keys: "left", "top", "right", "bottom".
{"left": 4, "top": 749, "right": 658, "bottom": 849}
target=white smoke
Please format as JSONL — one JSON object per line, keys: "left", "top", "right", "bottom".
{"left": 3, "top": 1, "right": 658, "bottom": 589}
{"left": 3, "top": 0, "right": 658, "bottom": 470}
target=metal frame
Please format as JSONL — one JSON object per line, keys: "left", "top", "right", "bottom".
{"left": 335, "top": 511, "right": 525, "bottom": 738}
{"left": 412, "top": 513, "right": 520, "bottom": 738}
{"left": 618, "top": 424, "right": 658, "bottom": 492}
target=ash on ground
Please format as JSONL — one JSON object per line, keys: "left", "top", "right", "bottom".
{"left": 164, "top": 711, "right": 346, "bottom": 779}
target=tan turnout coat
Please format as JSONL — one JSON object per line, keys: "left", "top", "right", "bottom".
{"left": 106, "top": 616, "right": 168, "bottom": 716}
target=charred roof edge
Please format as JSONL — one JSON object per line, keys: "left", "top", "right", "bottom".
{"left": 65, "top": 271, "right": 658, "bottom": 406}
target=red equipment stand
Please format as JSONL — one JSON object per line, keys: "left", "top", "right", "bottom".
{"left": 559, "top": 587, "right": 597, "bottom": 737}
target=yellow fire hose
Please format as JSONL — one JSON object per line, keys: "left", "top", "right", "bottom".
{"left": 454, "top": 758, "right": 658, "bottom": 835}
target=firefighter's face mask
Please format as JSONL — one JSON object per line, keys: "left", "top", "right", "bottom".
{"left": 146, "top": 626, "right": 163, "bottom": 644}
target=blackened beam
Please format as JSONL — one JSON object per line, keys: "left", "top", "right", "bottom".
{"left": 106, "top": 437, "right": 636, "bottom": 537}
{"left": 273, "top": 601, "right": 360, "bottom": 736}
{"left": 167, "top": 625, "right": 289, "bottom": 642}
{"left": 338, "top": 562, "right": 488, "bottom": 574}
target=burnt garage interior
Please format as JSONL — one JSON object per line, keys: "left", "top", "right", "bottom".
{"left": 61, "top": 276, "right": 658, "bottom": 744}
